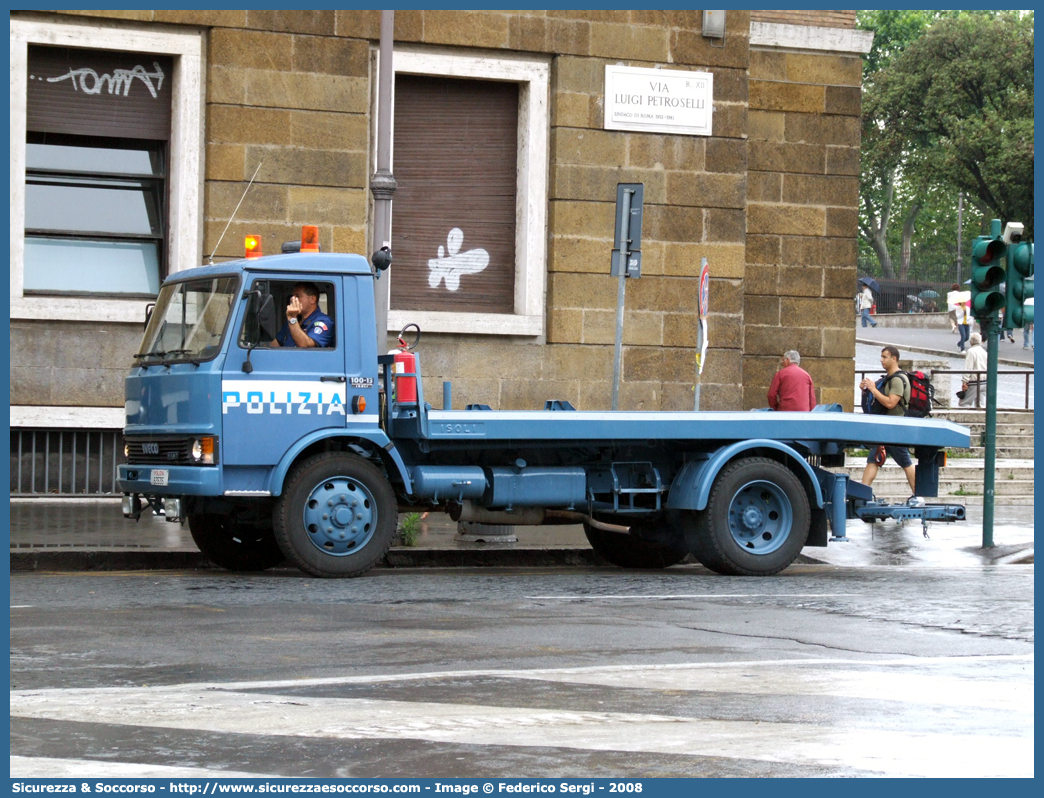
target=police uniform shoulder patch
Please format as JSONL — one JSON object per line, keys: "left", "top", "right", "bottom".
{"left": 314, "top": 321, "right": 328, "bottom": 331}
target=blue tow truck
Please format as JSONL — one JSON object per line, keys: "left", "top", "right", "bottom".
{"left": 118, "top": 239, "right": 970, "bottom": 577}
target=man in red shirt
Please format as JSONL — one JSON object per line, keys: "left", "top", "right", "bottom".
{"left": 767, "top": 350, "right": 817, "bottom": 411}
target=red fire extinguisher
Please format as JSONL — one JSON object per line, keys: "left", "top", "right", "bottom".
{"left": 393, "top": 324, "right": 421, "bottom": 404}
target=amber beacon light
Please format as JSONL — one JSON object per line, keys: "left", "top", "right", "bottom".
{"left": 244, "top": 235, "right": 262, "bottom": 258}
{"left": 301, "top": 225, "right": 320, "bottom": 252}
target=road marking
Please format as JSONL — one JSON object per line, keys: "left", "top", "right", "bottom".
{"left": 10, "top": 685, "right": 1031, "bottom": 778}
{"left": 10, "top": 755, "right": 275, "bottom": 779}
{"left": 10, "top": 653, "right": 1031, "bottom": 694}
{"left": 525, "top": 593, "right": 852, "bottom": 600}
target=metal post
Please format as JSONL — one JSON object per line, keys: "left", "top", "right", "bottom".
{"left": 611, "top": 190, "right": 633, "bottom": 410}
{"left": 982, "top": 316, "right": 999, "bottom": 548}
{"left": 371, "top": 10, "right": 396, "bottom": 350}
{"left": 956, "top": 192, "right": 964, "bottom": 286}
{"left": 693, "top": 325, "right": 702, "bottom": 411}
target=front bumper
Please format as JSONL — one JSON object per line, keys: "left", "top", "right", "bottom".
{"left": 118, "top": 464, "right": 222, "bottom": 496}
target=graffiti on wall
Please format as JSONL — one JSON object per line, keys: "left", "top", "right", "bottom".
{"left": 427, "top": 228, "right": 489, "bottom": 291}
{"left": 40, "top": 62, "right": 166, "bottom": 98}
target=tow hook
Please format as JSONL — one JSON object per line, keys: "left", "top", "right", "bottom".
{"left": 121, "top": 493, "right": 142, "bottom": 521}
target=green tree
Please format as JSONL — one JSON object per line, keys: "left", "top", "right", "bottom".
{"left": 857, "top": 11, "right": 1033, "bottom": 281}
{"left": 873, "top": 12, "right": 1033, "bottom": 237}
{"left": 857, "top": 10, "right": 953, "bottom": 279}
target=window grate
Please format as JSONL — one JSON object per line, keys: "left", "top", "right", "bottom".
{"left": 11, "top": 429, "right": 126, "bottom": 496}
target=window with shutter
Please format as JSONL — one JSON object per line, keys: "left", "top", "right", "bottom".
{"left": 382, "top": 48, "right": 550, "bottom": 338}
{"left": 23, "top": 47, "right": 172, "bottom": 297}
{"left": 391, "top": 75, "right": 518, "bottom": 315}
{"left": 10, "top": 18, "right": 203, "bottom": 322}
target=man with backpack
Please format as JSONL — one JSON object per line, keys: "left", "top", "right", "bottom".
{"left": 858, "top": 345, "right": 917, "bottom": 496}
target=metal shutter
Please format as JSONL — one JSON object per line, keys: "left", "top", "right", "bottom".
{"left": 391, "top": 75, "right": 518, "bottom": 314}
{"left": 27, "top": 46, "right": 173, "bottom": 140}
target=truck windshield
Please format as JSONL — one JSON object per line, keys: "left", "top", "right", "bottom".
{"left": 136, "top": 276, "right": 240, "bottom": 364}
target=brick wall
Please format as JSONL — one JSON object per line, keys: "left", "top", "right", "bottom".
{"left": 744, "top": 45, "right": 862, "bottom": 410}
{"left": 31, "top": 10, "right": 864, "bottom": 413}
{"left": 751, "top": 11, "right": 857, "bottom": 30}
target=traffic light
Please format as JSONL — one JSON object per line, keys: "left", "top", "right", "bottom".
{"left": 1006, "top": 241, "right": 1034, "bottom": 327}
{"left": 970, "top": 234, "right": 1006, "bottom": 319}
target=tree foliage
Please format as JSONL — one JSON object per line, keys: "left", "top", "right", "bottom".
{"left": 857, "top": 11, "right": 1034, "bottom": 279}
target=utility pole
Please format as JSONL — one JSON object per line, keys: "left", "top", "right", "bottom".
{"left": 370, "top": 10, "right": 396, "bottom": 349}
{"left": 969, "top": 219, "right": 1007, "bottom": 548}
{"left": 956, "top": 192, "right": 964, "bottom": 285}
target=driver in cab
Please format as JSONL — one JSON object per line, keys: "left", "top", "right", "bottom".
{"left": 272, "top": 282, "right": 333, "bottom": 348}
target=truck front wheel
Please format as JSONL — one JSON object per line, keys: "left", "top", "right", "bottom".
{"left": 274, "top": 452, "right": 397, "bottom": 578}
{"left": 188, "top": 513, "right": 285, "bottom": 572}
{"left": 686, "top": 457, "right": 810, "bottom": 576}
{"left": 583, "top": 520, "right": 687, "bottom": 569}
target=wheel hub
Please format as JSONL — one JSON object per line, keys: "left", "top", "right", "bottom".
{"left": 726, "top": 480, "right": 793, "bottom": 555}
{"left": 740, "top": 505, "right": 764, "bottom": 529}
{"left": 302, "top": 478, "right": 377, "bottom": 556}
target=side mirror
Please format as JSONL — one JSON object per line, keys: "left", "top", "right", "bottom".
{"left": 258, "top": 294, "right": 278, "bottom": 341}
{"left": 244, "top": 290, "right": 279, "bottom": 347}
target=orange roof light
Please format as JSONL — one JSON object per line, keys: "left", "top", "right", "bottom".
{"left": 244, "top": 235, "right": 262, "bottom": 259}
{"left": 301, "top": 225, "right": 320, "bottom": 252}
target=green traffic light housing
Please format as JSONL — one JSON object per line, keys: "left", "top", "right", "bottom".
{"left": 970, "top": 234, "right": 1007, "bottom": 319}
{"left": 1006, "top": 240, "right": 1034, "bottom": 327}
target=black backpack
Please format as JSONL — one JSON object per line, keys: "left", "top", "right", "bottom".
{"left": 861, "top": 371, "right": 936, "bottom": 418}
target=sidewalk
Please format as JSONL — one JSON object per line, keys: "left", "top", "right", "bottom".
{"left": 9, "top": 496, "right": 1033, "bottom": 572}
{"left": 856, "top": 317, "right": 1034, "bottom": 366}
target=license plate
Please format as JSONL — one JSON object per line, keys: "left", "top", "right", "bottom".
{"left": 150, "top": 469, "right": 169, "bottom": 487}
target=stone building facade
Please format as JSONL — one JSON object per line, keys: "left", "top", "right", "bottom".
{"left": 9, "top": 10, "right": 872, "bottom": 494}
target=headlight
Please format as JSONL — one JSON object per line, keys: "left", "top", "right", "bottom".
{"left": 124, "top": 442, "right": 130, "bottom": 457}
{"left": 191, "top": 436, "right": 216, "bottom": 465}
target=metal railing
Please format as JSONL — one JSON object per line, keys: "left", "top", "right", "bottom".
{"left": 10, "top": 429, "right": 126, "bottom": 496}
{"left": 856, "top": 369, "right": 1034, "bottom": 411}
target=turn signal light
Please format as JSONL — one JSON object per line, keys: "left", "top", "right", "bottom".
{"left": 191, "top": 436, "right": 217, "bottom": 465}
{"left": 244, "top": 235, "right": 262, "bottom": 258}
{"left": 352, "top": 395, "right": 367, "bottom": 414}
{"left": 301, "top": 225, "right": 320, "bottom": 253}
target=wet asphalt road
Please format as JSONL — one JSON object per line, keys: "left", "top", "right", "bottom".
{"left": 10, "top": 564, "right": 1034, "bottom": 778}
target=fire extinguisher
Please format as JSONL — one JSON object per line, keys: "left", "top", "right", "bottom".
{"left": 393, "top": 323, "right": 421, "bottom": 404}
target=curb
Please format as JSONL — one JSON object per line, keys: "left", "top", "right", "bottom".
{"left": 10, "top": 550, "right": 211, "bottom": 572}
{"left": 9, "top": 544, "right": 1033, "bottom": 572}
{"left": 10, "top": 547, "right": 605, "bottom": 573}
{"left": 856, "top": 337, "right": 1030, "bottom": 368}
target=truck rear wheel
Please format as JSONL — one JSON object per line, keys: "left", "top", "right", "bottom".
{"left": 687, "top": 457, "right": 810, "bottom": 576}
{"left": 188, "top": 513, "right": 285, "bottom": 572}
{"left": 274, "top": 452, "right": 397, "bottom": 578}
{"left": 583, "top": 520, "right": 687, "bottom": 569}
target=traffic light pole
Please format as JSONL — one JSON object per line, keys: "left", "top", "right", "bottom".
{"left": 981, "top": 317, "right": 999, "bottom": 548}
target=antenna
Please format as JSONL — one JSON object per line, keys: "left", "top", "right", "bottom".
{"left": 207, "top": 161, "right": 263, "bottom": 265}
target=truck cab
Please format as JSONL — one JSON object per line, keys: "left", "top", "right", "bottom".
{"left": 119, "top": 250, "right": 407, "bottom": 574}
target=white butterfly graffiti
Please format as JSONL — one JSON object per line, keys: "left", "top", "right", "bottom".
{"left": 427, "top": 228, "right": 489, "bottom": 291}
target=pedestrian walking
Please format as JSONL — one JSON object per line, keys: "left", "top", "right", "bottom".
{"left": 1023, "top": 322, "right": 1033, "bottom": 350}
{"left": 857, "top": 285, "right": 877, "bottom": 328}
{"left": 858, "top": 346, "right": 917, "bottom": 498}
{"left": 955, "top": 301, "right": 971, "bottom": 352}
{"left": 767, "top": 350, "right": 817, "bottom": 411}
{"left": 959, "top": 333, "right": 988, "bottom": 408}
{"left": 947, "top": 284, "right": 971, "bottom": 351}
